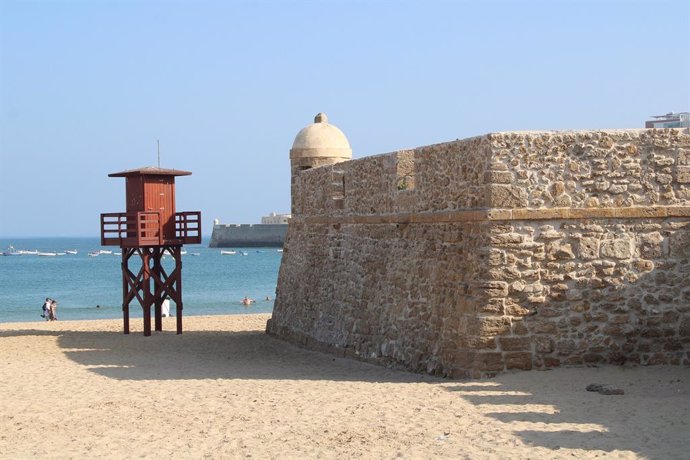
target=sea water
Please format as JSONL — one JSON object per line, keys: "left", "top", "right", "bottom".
{"left": 0, "top": 237, "right": 282, "bottom": 323}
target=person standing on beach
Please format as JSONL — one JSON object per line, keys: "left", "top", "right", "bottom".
{"left": 49, "top": 300, "right": 58, "bottom": 321}
{"left": 42, "top": 298, "right": 51, "bottom": 320}
{"left": 161, "top": 297, "right": 171, "bottom": 317}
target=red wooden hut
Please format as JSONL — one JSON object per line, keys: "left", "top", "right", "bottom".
{"left": 100, "top": 167, "right": 201, "bottom": 336}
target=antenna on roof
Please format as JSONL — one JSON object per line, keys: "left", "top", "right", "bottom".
{"left": 157, "top": 139, "right": 160, "bottom": 168}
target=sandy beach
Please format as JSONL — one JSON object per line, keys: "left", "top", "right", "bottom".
{"left": 1, "top": 314, "right": 688, "bottom": 459}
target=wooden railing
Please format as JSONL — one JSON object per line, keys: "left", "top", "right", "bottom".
{"left": 175, "top": 211, "right": 202, "bottom": 244}
{"left": 101, "top": 211, "right": 201, "bottom": 247}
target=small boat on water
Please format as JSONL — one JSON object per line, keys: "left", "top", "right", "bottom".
{"left": 114, "top": 252, "right": 122, "bottom": 256}
{"left": 65, "top": 249, "right": 78, "bottom": 255}
{"left": 180, "top": 249, "right": 188, "bottom": 255}
{"left": 190, "top": 252, "right": 201, "bottom": 256}
{"left": 220, "top": 250, "right": 237, "bottom": 255}
{"left": 240, "top": 251, "right": 249, "bottom": 256}
{"left": 99, "top": 250, "right": 113, "bottom": 255}
{"left": 2, "top": 245, "right": 21, "bottom": 256}
{"left": 17, "top": 249, "right": 39, "bottom": 255}
{"left": 38, "top": 252, "right": 58, "bottom": 257}
{"left": 88, "top": 251, "right": 100, "bottom": 257}
{"left": 277, "top": 249, "right": 284, "bottom": 252}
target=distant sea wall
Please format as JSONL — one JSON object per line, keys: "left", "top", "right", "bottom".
{"left": 209, "top": 224, "right": 287, "bottom": 248}
{"left": 268, "top": 129, "right": 690, "bottom": 378}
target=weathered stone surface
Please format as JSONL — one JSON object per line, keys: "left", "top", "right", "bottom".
{"left": 505, "top": 352, "right": 533, "bottom": 370}
{"left": 486, "top": 185, "right": 528, "bottom": 208}
{"left": 579, "top": 237, "right": 600, "bottom": 259}
{"left": 601, "top": 238, "right": 633, "bottom": 259}
{"left": 499, "top": 336, "right": 532, "bottom": 351}
{"left": 484, "top": 170, "right": 514, "bottom": 184}
{"left": 271, "top": 129, "right": 690, "bottom": 378}
{"left": 677, "top": 166, "right": 690, "bottom": 184}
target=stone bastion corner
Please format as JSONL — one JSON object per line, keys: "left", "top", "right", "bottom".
{"left": 268, "top": 127, "right": 690, "bottom": 378}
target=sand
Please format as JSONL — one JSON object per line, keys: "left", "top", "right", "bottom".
{"left": 1, "top": 315, "right": 688, "bottom": 459}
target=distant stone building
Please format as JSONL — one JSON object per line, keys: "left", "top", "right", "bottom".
{"left": 268, "top": 115, "right": 690, "bottom": 378}
{"left": 261, "top": 212, "right": 291, "bottom": 225}
{"left": 209, "top": 213, "right": 289, "bottom": 248}
{"left": 645, "top": 112, "right": 690, "bottom": 129}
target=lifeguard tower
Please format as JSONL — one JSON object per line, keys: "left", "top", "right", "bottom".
{"left": 100, "top": 167, "right": 201, "bottom": 336}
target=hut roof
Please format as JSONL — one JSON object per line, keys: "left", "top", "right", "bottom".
{"left": 108, "top": 167, "right": 192, "bottom": 178}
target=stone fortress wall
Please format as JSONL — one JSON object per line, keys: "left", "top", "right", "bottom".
{"left": 209, "top": 223, "right": 287, "bottom": 248}
{"left": 267, "top": 127, "right": 690, "bottom": 378}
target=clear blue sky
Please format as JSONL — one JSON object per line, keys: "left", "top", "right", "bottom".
{"left": 1, "top": 0, "right": 688, "bottom": 237}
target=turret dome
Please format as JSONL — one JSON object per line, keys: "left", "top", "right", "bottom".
{"left": 290, "top": 113, "right": 352, "bottom": 160}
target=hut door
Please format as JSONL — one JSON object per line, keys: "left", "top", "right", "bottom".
{"left": 150, "top": 178, "right": 175, "bottom": 240}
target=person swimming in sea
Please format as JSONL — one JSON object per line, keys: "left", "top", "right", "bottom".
{"left": 241, "top": 296, "right": 255, "bottom": 306}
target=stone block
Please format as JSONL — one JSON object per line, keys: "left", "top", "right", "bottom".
{"left": 488, "top": 266, "right": 521, "bottom": 281}
{"left": 488, "top": 248, "right": 506, "bottom": 266}
{"left": 663, "top": 339, "right": 684, "bottom": 351}
{"left": 566, "top": 289, "right": 583, "bottom": 301}
{"left": 475, "top": 281, "right": 509, "bottom": 298}
{"left": 489, "top": 233, "right": 524, "bottom": 245}
{"left": 676, "top": 166, "right": 690, "bottom": 183}
{"left": 603, "top": 324, "right": 635, "bottom": 337}
{"left": 484, "top": 170, "right": 514, "bottom": 184}
{"left": 556, "top": 339, "right": 577, "bottom": 355}
{"left": 678, "top": 149, "right": 690, "bottom": 165}
{"left": 534, "top": 336, "right": 554, "bottom": 353}
{"left": 499, "top": 336, "right": 532, "bottom": 351}
{"left": 532, "top": 320, "right": 558, "bottom": 334}
{"left": 645, "top": 353, "right": 668, "bottom": 365}
{"left": 474, "top": 352, "right": 505, "bottom": 372}
{"left": 669, "top": 230, "right": 690, "bottom": 258}
{"left": 579, "top": 237, "right": 600, "bottom": 259}
{"left": 458, "top": 335, "right": 498, "bottom": 350}
{"left": 600, "top": 238, "right": 632, "bottom": 259}
{"left": 637, "top": 232, "right": 664, "bottom": 259}
{"left": 553, "top": 194, "right": 572, "bottom": 207}
{"left": 610, "top": 314, "right": 631, "bottom": 324}
{"left": 471, "top": 317, "right": 512, "bottom": 336}
{"left": 542, "top": 357, "right": 561, "bottom": 368}
{"left": 505, "top": 352, "right": 533, "bottom": 370}
{"left": 511, "top": 318, "right": 529, "bottom": 335}
{"left": 486, "top": 184, "right": 528, "bottom": 208}
{"left": 680, "top": 317, "right": 690, "bottom": 338}
{"left": 552, "top": 181, "right": 566, "bottom": 196}
{"left": 505, "top": 301, "right": 532, "bottom": 317}
{"left": 476, "top": 299, "right": 505, "bottom": 315}
{"left": 550, "top": 242, "right": 575, "bottom": 260}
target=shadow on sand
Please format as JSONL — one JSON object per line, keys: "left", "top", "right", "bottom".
{"left": 3, "top": 328, "right": 687, "bottom": 458}
{"left": 444, "top": 367, "right": 689, "bottom": 459}
{"left": 0, "top": 328, "right": 430, "bottom": 384}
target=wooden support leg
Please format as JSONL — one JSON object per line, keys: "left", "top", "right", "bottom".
{"left": 122, "top": 250, "right": 130, "bottom": 335}
{"left": 142, "top": 248, "right": 152, "bottom": 337}
{"left": 123, "top": 304, "right": 130, "bottom": 335}
{"left": 176, "top": 301, "right": 183, "bottom": 335}
{"left": 143, "top": 306, "right": 151, "bottom": 337}
{"left": 175, "top": 246, "right": 183, "bottom": 334}
{"left": 153, "top": 248, "right": 163, "bottom": 332}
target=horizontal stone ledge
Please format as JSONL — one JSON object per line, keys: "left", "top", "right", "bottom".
{"left": 297, "top": 206, "right": 690, "bottom": 225}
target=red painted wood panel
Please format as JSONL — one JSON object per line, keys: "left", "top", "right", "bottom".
{"left": 125, "top": 177, "right": 144, "bottom": 213}
{"left": 143, "top": 176, "right": 175, "bottom": 240}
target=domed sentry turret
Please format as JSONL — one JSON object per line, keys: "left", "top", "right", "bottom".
{"left": 289, "top": 113, "right": 352, "bottom": 212}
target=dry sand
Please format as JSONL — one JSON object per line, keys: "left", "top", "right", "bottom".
{"left": 1, "top": 314, "right": 688, "bottom": 459}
